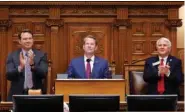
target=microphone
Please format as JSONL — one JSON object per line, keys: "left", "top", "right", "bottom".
{"left": 86, "top": 59, "right": 91, "bottom": 63}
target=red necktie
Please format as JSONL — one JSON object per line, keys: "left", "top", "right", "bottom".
{"left": 86, "top": 59, "right": 91, "bottom": 78}
{"left": 157, "top": 58, "right": 165, "bottom": 94}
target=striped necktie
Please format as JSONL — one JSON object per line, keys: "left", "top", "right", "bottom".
{"left": 24, "top": 53, "right": 33, "bottom": 89}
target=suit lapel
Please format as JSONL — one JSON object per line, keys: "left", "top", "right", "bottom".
{"left": 15, "top": 49, "right": 25, "bottom": 76}
{"left": 167, "top": 55, "right": 173, "bottom": 72}
{"left": 91, "top": 56, "right": 99, "bottom": 78}
{"left": 32, "top": 49, "right": 44, "bottom": 66}
{"left": 32, "top": 49, "right": 39, "bottom": 65}
{"left": 154, "top": 56, "right": 159, "bottom": 70}
{"left": 15, "top": 49, "right": 22, "bottom": 66}
{"left": 80, "top": 56, "right": 86, "bottom": 78}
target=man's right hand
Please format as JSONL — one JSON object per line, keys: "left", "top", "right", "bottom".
{"left": 158, "top": 64, "right": 170, "bottom": 75}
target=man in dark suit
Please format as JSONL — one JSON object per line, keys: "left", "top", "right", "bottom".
{"left": 67, "top": 35, "right": 111, "bottom": 79}
{"left": 143, "top": 37, "right": 183, "bottom": 98}
{"left": 6, "top": 29, "right": 48, "bottom": 101}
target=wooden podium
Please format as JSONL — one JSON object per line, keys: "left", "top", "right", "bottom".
{"left": 55, "top": 79, "right": 126, "bottom": 102}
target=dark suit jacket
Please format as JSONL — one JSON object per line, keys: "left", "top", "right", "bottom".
{"left": 67, "top": 56, "right": 111, "bottom": 79}
{"left": 143, "top": 55, "right": 183, "bottom": 96}
{"left": 6, "top": 49, "right": 48, "bottom": 101}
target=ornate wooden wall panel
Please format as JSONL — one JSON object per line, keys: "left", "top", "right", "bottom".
{"left": 67, "top": 24, "right": 111, "bottom": 62}
{"left": 129, "top": 18, "right": 170, "bottom": 63}
{"left": 127, "top": 5, "right": 172, "bottom": 63}
{"left": 0, "top": 2, "right": 183, "bottom": 101}
{"left": 177, "top": 48, "right": 184, "bottom": 73}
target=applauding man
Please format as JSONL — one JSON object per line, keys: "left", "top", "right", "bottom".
{"left": 143, "top": 37, "right": 183, "bottom": 99}
{"left": 6, "top": 29, "right": 48, "bottom": 101}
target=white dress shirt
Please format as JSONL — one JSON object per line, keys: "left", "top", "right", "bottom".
{"left": 84, "top": 55, "right": 95, "bottom": 73}
{"left": 158, "top": 56, "right": 170, "bottom": 77}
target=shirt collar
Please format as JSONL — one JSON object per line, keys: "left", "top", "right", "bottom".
{"left": 84, "top": 55, "right": 95, "bottom": 63}
{"left": 22, "top": 49, "right": 27, "bottom": 57}
{"left": 159, "top": 56, "right": 168, "bottom": 61}
{"left": 22, "top": 49, "right": 32, "bottom": 57}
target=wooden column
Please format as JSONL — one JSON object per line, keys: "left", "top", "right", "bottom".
{"left": 0, "top": 19, "right": 11, "bottom": 101}
{"left": 46, "top": 7, "right": 63, "bottom": 93}
{"left": 114, "top": 7, "right": 131, "bottom": 75}
{"left": 165, "top": 8, "right": 182, "bottom": 56}
{"left": 0, "top": 6, "right": 11, "bottom": 101}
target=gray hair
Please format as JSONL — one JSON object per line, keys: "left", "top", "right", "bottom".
{"left": 156, "top": 37, "right": 171, "bottom": 47}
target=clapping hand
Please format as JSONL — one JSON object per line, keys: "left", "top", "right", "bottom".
{"left": 27, "top": 50, "right": 35, "bottom": 65}
{"left": 158, "top": 63, "right": 170, "bottom": 76}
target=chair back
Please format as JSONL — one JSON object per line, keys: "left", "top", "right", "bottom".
{"left": 129, "top": 71, "right": 148, "bottom": 94}
{"left": 124, "top": 59, "right": 147, "bottom": 95}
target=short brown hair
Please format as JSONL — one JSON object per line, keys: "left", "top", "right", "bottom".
{"left": 18, "top": 29, "right": 33, "bottom": 40}
{"left": 83, "top": 35, "right": 98, "bottom": 45}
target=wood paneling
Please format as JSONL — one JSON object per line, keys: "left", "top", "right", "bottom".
{"left": 55, "top": 79, "right": 125, "bottom": 102}
{"left": 0, "top": 1, "right": 183, "bottom": 101}
{"left": 67, "top": 24, "right": 111, "bottom": 60}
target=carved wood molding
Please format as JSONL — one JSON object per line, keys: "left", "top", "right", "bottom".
{"left": 0, "top": 20, "right": 11, "bottom": 27}
{"left": 177, "top": 48, "right": 184, "bottom": 59}
{"left": 164, "top": 19, "right": 182, "bottom": 28}
{"left": 177, "top": 48, "right": 184, "bottom": 73}
{"left": 45, "top": 19, "right": 64, "bottom": 27}
{"left": 113, "top": 19, "right": 132, "bottom": 28}
{"left": 0, "top": 2, "right": 183, "bottom": 6}
{"left": 61, "top": 6, "right": 116, "bottom": 16}
{"left": 129, "top": 7, "right": 168, "bottom": 17}
{"left": 0, "top": 20, "right": 11, "bottom": 31}
{"left": 9, "top": 8, "right": 49, "bottom": 16}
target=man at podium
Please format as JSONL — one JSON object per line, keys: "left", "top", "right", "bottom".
{"left": 67, "top": 35, "right": 111, "bottom": 79}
